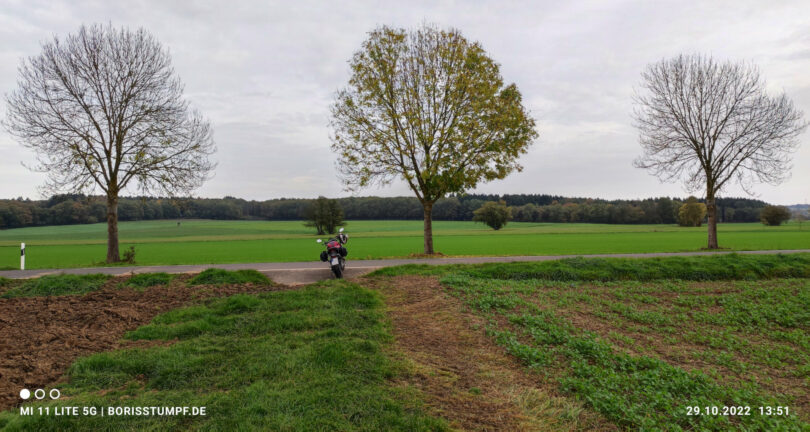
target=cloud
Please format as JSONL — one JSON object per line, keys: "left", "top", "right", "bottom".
{"left": 0, "top": 0, "right": 808, "bottom": 204}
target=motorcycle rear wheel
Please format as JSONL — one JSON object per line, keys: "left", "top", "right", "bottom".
{"left": 331, "top": 264, "right": 343, "bottom": 279}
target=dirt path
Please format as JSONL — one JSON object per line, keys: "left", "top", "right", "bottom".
{"left": 0, "top": 276, "right": 288, "bottom": 411}
{"left": 3, "top": 249, "right": 808, "bottom": 284}
{"left": 363, "top": 275, "right": 616, "bottom": 431}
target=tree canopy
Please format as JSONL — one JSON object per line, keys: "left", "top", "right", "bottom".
{"left": 331, "top": 24, "right": 537, "bottom": 253}
{"left": 304, "top": 197, "right": 345, "bottom": 235}
{"left": 677, "top": 197, "right": 707, "bottom": 227}
{"left": 0, "top": 194, "right": 771, "bottom": 230}
{"left": 473, "top": 200, "right": 512, "bottom": 230}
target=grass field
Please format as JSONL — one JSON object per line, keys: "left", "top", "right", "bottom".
{"left": 1, "top": 254, "right": 808, "bottom": 430}
{"left": 1, "top": 219, "right": 809, "bottom": 269}
{"left": 376, "top": 257, "right": 810, "bottom": 430}
{"left": 0, "top": 281, "right": 447, "bottom": 431}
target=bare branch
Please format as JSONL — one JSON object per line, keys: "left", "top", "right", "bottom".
{"left": 4, "top": 23, "right": 216, "bottom": 199}
{"left": 3, "top": 23, "right": 216, "bottom": 262}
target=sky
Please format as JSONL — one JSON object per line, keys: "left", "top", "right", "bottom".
{"left": 0, "top": 0, "right": 808, "bottom": 204}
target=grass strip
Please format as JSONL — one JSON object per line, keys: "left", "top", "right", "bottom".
{"left": 372, "top": 253, "right": 810, "bottom": 281}
{"left": 188, "top": 268, "right": 271, "bottom": 286}
{"left": 1, "top": 274, "right": 111, "bottom": 298}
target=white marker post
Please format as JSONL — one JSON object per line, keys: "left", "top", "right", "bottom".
{"left": 20, "top": 243, "right": 25, "bottom": 270}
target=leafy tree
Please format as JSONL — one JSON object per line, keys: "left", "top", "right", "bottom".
{"left": 760, "top": 205, "right": 791, "bottom": 226}
{"left": 633, "top": 54, "right": 806, "bottom": 248}
{"left": 512, "top": 203, "right": 540, "bottom": 222}
{"left": 4, "top": 24, "right": 215, "bottom": 263}
{"left": 331, "top": 24, "right": 537, "bottom": 254}
{"left": 678, "top": 197, "right": 707, "bottom": 227}
{"left": 656, "top": 197, "right": 677, "bottom": 224}
{"left": 325, "top": 199, "right": 345, "bottom": 234}
{"left": 305, "top": 196, "right": 345, "bottom": 235}
{"left": 473, "top": 200, "right": 512, "bottom": 230}
{"left": 432, "top": 197, "right": 461, "bottom": 221}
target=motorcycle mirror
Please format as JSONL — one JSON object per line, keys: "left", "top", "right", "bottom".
{"left": 316, "top": 239, "right": 322, "bottom": 243}
{"left": 339, "top": 228, "right": 344, "bottom": 233}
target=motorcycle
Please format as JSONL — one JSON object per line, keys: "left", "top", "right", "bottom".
{"left": 317, "top": 227, "right": 348, "bottom": 278}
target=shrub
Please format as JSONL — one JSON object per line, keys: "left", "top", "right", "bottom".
{"left": 473, "top": 200, "right": 512, "bottom": 230}
{"left": 188, "top": 269, "right": 271, "bottom": 285}
{"left": 122, "top": 246, "right": 137, "bottom": 264}
{"left": 761, "top": 205, "right": 791, "bottom": 226}
{"left": 677, "top": 196, "right": 706, "bottom": 227}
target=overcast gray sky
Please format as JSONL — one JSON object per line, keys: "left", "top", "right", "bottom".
{"left": 0, "top": 0, "right": 808, "bottom": 204}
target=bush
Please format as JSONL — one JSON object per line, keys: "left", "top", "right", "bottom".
{"left": 125, "top": 273, "right": 173, "bottom": 288}
{"left": 760, "top": 205, "right": 791, "bottom": 226}
{"left": 122, "top": 246, "right": 137, "bottom": 264}
{"left": 473, "top": 200, "right": 512, "bottom": 230}
{"left": 188, "top": 269, "right": 271, "bottom": 285}
{"left": 1, "top": 274, "right": 111, "bottom": 298}
{"left": 677, "top": 197, "right": 706, "bottom": 227}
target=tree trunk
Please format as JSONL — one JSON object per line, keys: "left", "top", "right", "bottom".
{"left": 706, "top": 195, "right": 719, "bottom": 249}
{"left": 423, "top": 201, "right": 434, "bottom": 255}
{"left": 106, "top": 194, "right": 120, "bottom": 263}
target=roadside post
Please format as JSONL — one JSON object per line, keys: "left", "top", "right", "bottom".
{"left": 21, "top": 243, "right": 25, "bottom": 270}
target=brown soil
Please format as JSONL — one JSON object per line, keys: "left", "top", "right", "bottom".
{"left": 362, "top": 275, "right": 615, "bottom": 431}
{"left": 0, "top": 275, "right": 288, "bottom": 411}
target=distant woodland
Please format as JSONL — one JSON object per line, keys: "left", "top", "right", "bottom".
{"left": 0, "top": 194, "right": 770, "bottom": 229}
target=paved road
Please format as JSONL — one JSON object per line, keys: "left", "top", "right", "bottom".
{"left": 2, "top": 249, "right": 809, "bottom": 285}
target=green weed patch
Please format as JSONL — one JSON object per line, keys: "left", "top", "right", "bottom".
{"left": 123, "top": 273, "right": 174, "bottom": 289}
{"left": 188, "top": 269, "right": 271, "bottom": 286}
{"left": 1, "top": 274, "right": 111, "bottom": 298}
{"left": 437, "top": 272, "right": 810, "bottom": 430}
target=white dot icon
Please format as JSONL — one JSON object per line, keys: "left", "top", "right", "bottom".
{"left": 19, "top": 389, "right": 30, "bottom": 400}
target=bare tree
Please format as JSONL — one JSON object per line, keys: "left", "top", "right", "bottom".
{"left": 633, "top": 54, "right": 806, "bottom": 249}
{"left": 4, "top": 24, "right": 215, "bottom": 263}
{"left": 793, "top": 207, "right": 808, "bottom": 230}
{"left": 331, "top": 24, "right": 537, "bottom": 254}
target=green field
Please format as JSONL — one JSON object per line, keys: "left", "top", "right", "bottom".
{"left": 1, "top": 219, "right": 808, "bottom": 269}
{"left": 0, "top": 281, "right": 447, "bottom": 431}
{"left": 376, "top": 257, "right": 810, "bottom": 430}
{"left": 3, "top": 255, "right": 808, "bottom": 430}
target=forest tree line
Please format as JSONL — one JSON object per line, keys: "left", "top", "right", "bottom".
{"left": 0, "top": 193, "right": 770, "bottom": 230}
